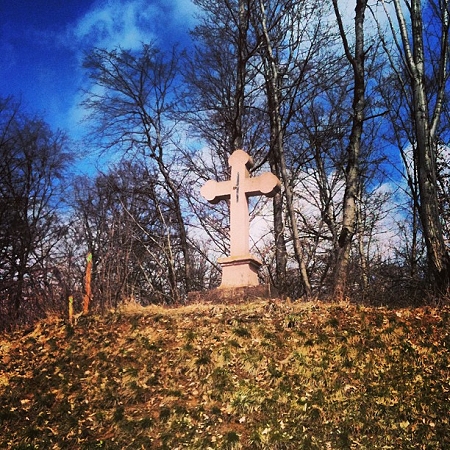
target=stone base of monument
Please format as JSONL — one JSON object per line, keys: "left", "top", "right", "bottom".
{"left": 187, "top": 283, "right": 278, "bottom": 304}
{"left": 186, "top": 253, "right": 279, "bottom": 304}
{"left": 217, "top": 254, "right": 262, "bottom": 288}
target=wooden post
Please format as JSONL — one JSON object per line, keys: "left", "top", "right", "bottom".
{"left": 68, "top": 295, "right": 74, "bottom": 325}
{"left": 83, "top": 252, "right": 92, "bottom": 314}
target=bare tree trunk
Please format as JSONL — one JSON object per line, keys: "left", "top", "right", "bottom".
{"left": 391, "top": 0, "right": 450, "bottom": 290}
{"left": 313, "top": 140, "right": 339, "bottom": 251}
{"left": 413, "top": 88, "right": 450, "bottom": 287}
{"left": 232, "top": 0, "right": 248, "bottom": 151}
{"left": 410, "top": 205, "right": 420, "bottom": 277}
{"left": 152, "top": 149, "right": 192, "bottom": 296}
{"left": 83, "top": 252, "right": 92, "bottom": 314}
{"left": 258, "top": 0, "right": 311, "bottom": 296}
{"left": 356, "top": 195, "right": 369, "bottom": 292}
{"left": 332, "top": 0, "right": 367, "bottom": 300}
{"left": 268, "top": 157, "right": 287, "bottom": 290}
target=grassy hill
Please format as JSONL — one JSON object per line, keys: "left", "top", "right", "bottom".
{"left": 1, "top": 299, "right": 449, "bottom": 449}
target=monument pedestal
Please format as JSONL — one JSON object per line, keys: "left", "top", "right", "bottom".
{"left": 187, "top": 284, "right": 278, "bottom": 304}
{"left": 218, "top": 254, "right": 262, "bottom": 288}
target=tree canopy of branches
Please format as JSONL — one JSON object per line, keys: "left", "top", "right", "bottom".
{"left": 82, "top": 43, "right": 192, "bottom": 299}
{"left": 72, "top": 160, "right": 208, "bottom": 309}
{"left": 4, "top": 0, "right": 450, "bottom": 329}
{"left": 375, "top": 0, "right": 450, "bottom": 292}
{"left": 0, "top": 97, "right": 72, "bottom": 328}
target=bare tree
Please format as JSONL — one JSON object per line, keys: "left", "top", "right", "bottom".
{"left": 185, "top": 0, "right": 263, "bottom": 157}
{"left": 183, "top": 0, "right": 279, "bottom": 285}
{"left": 82, "top": 44, "right": 192, "bottom": 298}
{"left": 376, "top": 0, "right": 450, "bottom": 291}
{"left": 252, "top": 0, "right": 320, "bottom": 295}
{"left": 374, "top": 64, "right": 423, "bottom": 279}
{"left": 72, "top": 160, "right": 191, "bottom": 307}
{"left": 330, "top": 0, "right": 369, "bottom": 299}
{"left": 0, "top": 97, "right": 72, "bottom": 327}
{"left": 293, "top": 84, "right": 349, "bottom": 295}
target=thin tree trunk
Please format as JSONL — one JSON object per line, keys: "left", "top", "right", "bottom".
{"left": 332, "top": 0, "right": 367, "bottom": 300}
{"left": 269, "top": 157, "right": 287, "bottom": 290}
{"left": 392, "top": 0, "right": 450, "bottom": 290}
{"left": 154, "top": 154, "right": 191, "bottom": 297}
{"left": 145, "top": 120, "right": 192, "bottom": 295}
{"left": 356, "top": 198, "right": 369, "bottom": 291}
{"left": 232, "top": 0, "right": 248, "bottom": 151}
{"left": 83, "top": 252, "right": 92, "bottom": 314}
{"left": 258, "top": 0, "right": 311, "bottom": 296}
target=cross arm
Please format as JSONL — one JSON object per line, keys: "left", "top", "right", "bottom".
{"left": 245, "top": 172, "right": 281, "bottom": 198}
{"left": 200, "top": 179, "right": 233, "bottom": 204}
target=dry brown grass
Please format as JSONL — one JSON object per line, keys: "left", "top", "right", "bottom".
{"left": 1, "top": 299, "right": 449, "bottom": 449}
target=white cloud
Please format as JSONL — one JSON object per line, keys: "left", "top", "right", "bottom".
{"left": 65, "top": 0, "right": 198, "bottom": 52}
{"left": 59, "top": 0, "right": 198, "bottom": 140}
{"left": 171, "top": 0, "right": 199, "bottom": 26}
{"left": 69, "top": 0, "right": 157, "bottom": 51}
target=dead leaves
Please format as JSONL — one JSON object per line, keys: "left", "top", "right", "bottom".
{"left": 0, "top": 301, "right": 449, "bottom": 448}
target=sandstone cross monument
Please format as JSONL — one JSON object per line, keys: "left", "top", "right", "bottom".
{"left": 201, "top": 149, "right": 280, "bottom": 288}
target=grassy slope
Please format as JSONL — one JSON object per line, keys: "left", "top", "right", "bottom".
{"left": 0, "top": 299, "right": 449, "bottom": 449}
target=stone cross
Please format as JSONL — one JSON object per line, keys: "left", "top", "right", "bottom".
{"left": 201, "top": 149, "right": 280, "bottom": 287}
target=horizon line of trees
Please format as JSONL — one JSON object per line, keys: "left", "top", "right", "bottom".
{"left": 2, "top": 0, "right": 450, "bottom": 329}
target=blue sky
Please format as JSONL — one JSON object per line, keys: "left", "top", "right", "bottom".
{"left": 0, "top": 0, "right": 197, "bottom": 142}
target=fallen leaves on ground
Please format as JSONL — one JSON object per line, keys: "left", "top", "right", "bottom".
{"left": 0, "top": 299, "right": 449, "bottom": 449}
